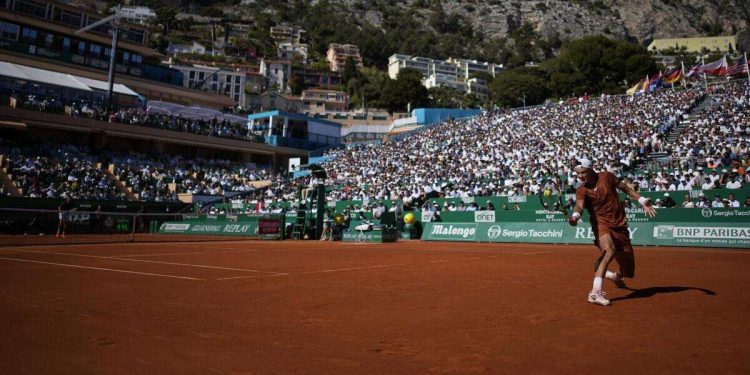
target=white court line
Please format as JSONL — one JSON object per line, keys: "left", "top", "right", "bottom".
{"left": 216, "top": 274, "right": 289, "bottom": 281}
{"left": 303, "top": 263, "right": 408, "bottom": 274}
{"left": 0, "top": 257, "right": 204, "bottom": 281}
{"left": 109, "top": 249, "right": 259, "bottom": 258}
{"left": 418, "top": 248, "right": 553, "bottom": 255}
{"left": 4, "top": 248, "right": 285, "bottom": 275}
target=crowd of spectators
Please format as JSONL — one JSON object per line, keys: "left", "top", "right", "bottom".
{"left": 109, "top": 109, "right": 262, "bottom": 142}
{"left": 310, "top": 86, "right": 705, "bottom": 204}
{"left": 1, "top": 140, "right": 125, "bottom": 200}
{"left": 6, "top": 93, "right": 262, "bottom": 143}
{"left": 111, "top": 153, "right": 275, "bottom": 201}
{"left": 3, "top": 80, "right": 750, "bottom": 210}
{"left": 669, "top": 80, "right": 749, "bottom": 163}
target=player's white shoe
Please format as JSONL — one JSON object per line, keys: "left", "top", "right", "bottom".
{"left": 588, "top": 289, "right": 610, "bottom": 306}
{"left": 609, "top": 275, "right": 627, "bottom": 288}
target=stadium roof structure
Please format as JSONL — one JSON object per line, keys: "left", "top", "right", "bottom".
{"left": 647, "top": 35, "right": 738, "bottom": 53}
{"left": 147, "top": 100, "right": 248, "bottom": 124}
{"left": 248, "top": 110, "right": 342, "bottom": 128}
{"left": 0, "top": 61, "right": 139, "bottom": 97}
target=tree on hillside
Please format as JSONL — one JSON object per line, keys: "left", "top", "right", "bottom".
{"left": 341, "top": 57, "right": 360, "bottom": 85}
{"left": 381, "top": 68, "right": 429, "bottom": 113}
{"left": 428, "top": 86, "right": 463, "bottom": 108}
{"left": 489, "top": 67, "right": 550, "bottom": 108}
{"left": 544, "top": 36, "right": 658, "bottom": 96}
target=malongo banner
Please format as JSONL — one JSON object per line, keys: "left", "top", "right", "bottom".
{"left": 422, "top": 221, "right": 750, "bottom": 248}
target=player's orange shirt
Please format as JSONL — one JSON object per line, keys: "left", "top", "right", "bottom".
{"left": 575, "top": 171, "right": 627, "bottom": 230}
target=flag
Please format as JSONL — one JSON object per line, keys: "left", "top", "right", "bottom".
{"left": 700, "top": 56, "right": 728, "bottom": 76}
{"left": 663, "top": 68, "right": 682, "bottom": 84}
{"left": 727, "top": 55, "right": 749, "bottom": 76}
{"left": 626, "top": 76, "right": 649, "bottom": 95}
{"left": 648, "top": 72, "right": 663, "bottom": 92}
{"left": 685, "top": 64, "right": 700, "bottom": 77}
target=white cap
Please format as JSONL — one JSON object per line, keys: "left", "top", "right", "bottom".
{"left": 576, "top": 158, "right": 593, "bottom": 170}
{"left": 664, "top": 193, "right": 670, "bottom": 197}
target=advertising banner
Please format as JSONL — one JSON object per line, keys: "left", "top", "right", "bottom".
{"left": 422, "top": 221, "right": 750, "bottom": 249}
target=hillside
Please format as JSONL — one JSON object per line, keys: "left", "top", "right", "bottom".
{"left": 85, "top": 1, "right": 749, "bottom": 67}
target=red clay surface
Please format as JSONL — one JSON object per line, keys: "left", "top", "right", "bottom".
{"left": 0, "top": 240, "right": 748, "bottom": 374}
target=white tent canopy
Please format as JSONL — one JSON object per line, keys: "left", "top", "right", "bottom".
{"left": 146, "top": 100, "right": 186, "bottom": 114}
{"left": 75, "top": 77, "right": 139, "bottom": 97}
{"left": 146, "top": 101, "right": 246, "bottom": 124}
{"left": 0, "top": 61, "right": 92, "bottom": 92}
{"left": 0, "top": 61, "right": 139, "bottom": 98}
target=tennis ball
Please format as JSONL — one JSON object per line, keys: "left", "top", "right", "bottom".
{"left": 543, "top": 189, "right": 552, "bottom": 198}
{"left": 404, "top": 212, "right": 416, "bottom": 224}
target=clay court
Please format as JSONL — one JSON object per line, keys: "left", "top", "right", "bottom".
{"left": 0, "top": 239, "right": 748, "bottom": 374}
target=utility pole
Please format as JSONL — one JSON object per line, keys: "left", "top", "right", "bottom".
{"left": 75, "top": 5, "right": 124, "bottom": 113}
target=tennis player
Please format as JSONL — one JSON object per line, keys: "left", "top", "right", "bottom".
{"left": 568, "top": 158, "right": 657, "bottom": 306}
{"left": 56, "top": 196, "right": 75, "bottom": 238}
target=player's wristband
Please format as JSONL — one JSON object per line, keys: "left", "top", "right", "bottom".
{"left": 638, "top": 197, "right": 650, "bottom": 206}
{"left": 571, "top": 212, "right": 581, "bottom": 221}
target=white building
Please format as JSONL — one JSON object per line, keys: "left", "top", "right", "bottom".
{"left": 259, "top": 59, "right": 292, "bottom": 93}
{"left": 169, "top": 64, "right": 246, "bottom": 107}
{"left": 422, "top": 74, "right": 466, "bottom": 92}
{"left": 446, "top": 58, "right": 504, "bottom": 81}
{"left": 115, "top": 6, "right": 156, "bottom": 25}
{"left": 466, "top": 77, "right": 490, "bottom": 102}
{"left": 277, "top": 42, "right": 308, "bottom": 63}
{"left": 388, "top": 54, "right": 502, "bottom": 100}
{"left": 166, "top": 42, "right": 207, "bottom": 56}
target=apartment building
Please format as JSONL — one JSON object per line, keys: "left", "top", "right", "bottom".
{"left": 388, "top": 54, "right": 502, "bottom": 101}
{"left": 170, "top": 64, "right": 246, "bottom": 106}
{"left": 270, "top": 25, "right": 305, "bottom": 44}
{"left": 326, "top": 43, "right": 363, "bottom": 72}
{"left": 300, "top": 88, "right": 348, "bottom": 114}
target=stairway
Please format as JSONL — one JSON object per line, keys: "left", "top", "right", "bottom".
{"left": 103, "top": 163, "right": 139, "bottom": 201}
{"left": 646, "top": 92, "right": 712, "bottom": 163}
{"left": 0, "top": 155, "right": 21, "bottom": 196}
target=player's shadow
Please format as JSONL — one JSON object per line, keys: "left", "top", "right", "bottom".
{"left": 610, "top": 286, "right": 716, "bottom": 302}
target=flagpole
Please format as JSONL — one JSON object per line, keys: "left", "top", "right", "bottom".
{"left": 746, "top": 52, "right": 749, "bottom": 84}
{"left": 701, "top": 57, "right": 707, "bottom": 91}
{"left": 680, "top": 61, "right": 686, "bottom": 88}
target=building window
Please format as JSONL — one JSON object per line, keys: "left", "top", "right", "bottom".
{"left": 62, "top": 37, "right": 71, "bottom": 52}
{"left": 77, "top": 41, "right": 86, "bottom": 55}
{"left": 13, "top": 0, "right": 46, "bottom": 19}
{"left": 131, "top": 54, "right": 142, "bottom": 64}
{"left": 59, "top": 10, "right": 82, "bottom": 27}
{"left": 44, "top": 33, "right": 53, "bottom": 47}
{"left": 0, "top": 23, "right": 20, "bottom": 41}
{"left": 123, "top": 51, "right": 130, "bottom": 62}
{"left": 21, "top": 28, "right": 37, "bottom": 43}
{"left": 89, "top": 44, "right": 102, "bottom": 55}
{"left": 189, "top": 71, "right": 196, "bottom": 79}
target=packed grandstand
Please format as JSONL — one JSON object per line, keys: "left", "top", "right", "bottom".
{"left": 2, "top": 80, "right": 748, "bottom": 214}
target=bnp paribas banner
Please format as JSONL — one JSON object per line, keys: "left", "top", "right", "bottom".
{"left": 422, "top": 222, "right": 750, "bottom": 249}
{"left": 652, "top": 223, "right": 750, "bottom": 248}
